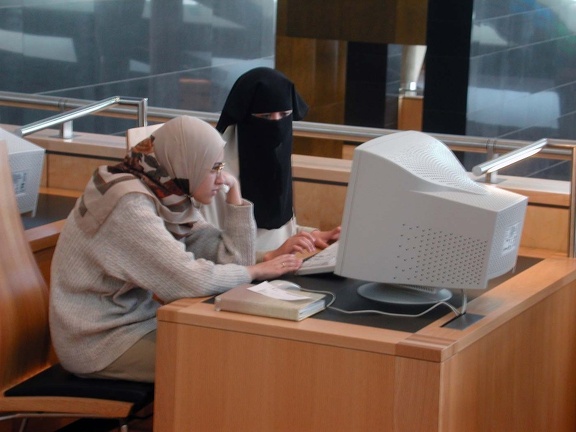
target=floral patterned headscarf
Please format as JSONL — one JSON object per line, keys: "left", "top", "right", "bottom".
{"left": 75, "top": 116, "right": 225, "bottom": 238}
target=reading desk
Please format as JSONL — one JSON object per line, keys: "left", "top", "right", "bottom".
{"left": 154, "top": 251, "right": 576, "bottom": 432}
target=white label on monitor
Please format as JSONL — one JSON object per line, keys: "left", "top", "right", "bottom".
{"left": 12, "top": 170, "right": 27, "bottom": 196}
{"left": 502, "top": 222, "right": 521, "bottom": 255}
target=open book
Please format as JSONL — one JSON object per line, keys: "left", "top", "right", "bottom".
{"left": 214, "top": 282, "right": 326, "bottom": 321}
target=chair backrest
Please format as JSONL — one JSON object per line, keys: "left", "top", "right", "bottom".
{"left": 0, "top": 140, "right": 51, "bottom": 393}
{"left": 125, "top": 124, "right": 163, "bottom": 151}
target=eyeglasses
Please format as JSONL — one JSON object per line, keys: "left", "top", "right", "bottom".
{"left": 211, "top": 162, "right": 225, "bottom": 176}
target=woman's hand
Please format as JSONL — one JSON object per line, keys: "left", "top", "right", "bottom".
{"left": 247, "top": 254, "right": 303, "bottom": 281}
{"left": 310, "top": 226, "right": 341, "bottom": 249}
{"left": 262, "top": 232, "right": 316, "bottom": 261}
{"left": 219, "top": 171, "right": 243, "bottom": 206}
{"left": 261, "top": 227, "right": 342, "bottom": 262}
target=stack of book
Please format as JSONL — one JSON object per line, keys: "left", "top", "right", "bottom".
{"left": 214, "top": 281, "right": 327, "bottom": 321}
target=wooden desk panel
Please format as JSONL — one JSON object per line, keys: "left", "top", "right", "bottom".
{"left": 440, "top": 282, "right": 576, "bottom": 431}
{"left": 154, "top": 255, "right": 576, "bottom": 432}
{"left": 157, "top": 322, "right": 398, "bottom": 431}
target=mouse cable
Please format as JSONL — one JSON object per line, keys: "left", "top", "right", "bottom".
{"left": 328, "top": 300, "right": 462, "bottom": 318}
{"left": 300, "top": 288, "right": 465, "bottom": 318}
{"left": 298, "top": 287, "right": 337, "bottom": 308}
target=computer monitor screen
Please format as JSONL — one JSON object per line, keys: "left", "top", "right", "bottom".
{"left": 0, "top": 127, "right": 45, "bottom": 217}
{"left": 334, "top": 131, "right": 528, "bottom": 306}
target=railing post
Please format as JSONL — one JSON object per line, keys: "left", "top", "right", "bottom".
{"left": 117, "top": 96, "right": 148, "bottom": 127}
{"left": 138, "top": 98, "right": 148, "bottom": 127}
{"left": 486, "top": 138, "right": 496, "bottom": 183}
{"left": 61, "top": 121, "right": 73, "bottom": 139}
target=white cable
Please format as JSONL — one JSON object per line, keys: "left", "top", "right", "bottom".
{"left": 299, "top": 287, "right": 464, "bottom": 318}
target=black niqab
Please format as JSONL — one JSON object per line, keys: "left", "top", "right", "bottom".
{"left": 217, "top": 67, "right": 309, "bottom": 229}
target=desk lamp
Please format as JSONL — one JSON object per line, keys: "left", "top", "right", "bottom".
{"left": 472, "top": 138, "right": 547, "bottom": 183}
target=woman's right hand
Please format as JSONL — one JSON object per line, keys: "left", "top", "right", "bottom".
{"left": 247, "top": 254, "right": 302, "bottom": 281}
{"left": 262, "top": 232, "right": 316, "bottom": 261}
{"left": 218, "top": 170, "right": 243, "bottom": 206}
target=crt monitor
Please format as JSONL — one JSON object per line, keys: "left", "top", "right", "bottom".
{"left": 0, "top": 127, "right": 45, "bottom": 217}
{"left": 334, "top": 130, "right": 528, "bottom": 306}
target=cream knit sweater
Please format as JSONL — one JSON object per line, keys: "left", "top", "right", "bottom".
{"left": 49, "top": 193, "right": 255, "bottom": 374}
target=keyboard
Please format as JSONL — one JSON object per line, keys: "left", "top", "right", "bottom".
{"left": 295, "top": 242, "right": 339, "bottom": 276}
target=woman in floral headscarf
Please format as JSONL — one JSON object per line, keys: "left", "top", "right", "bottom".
{"left": 49, "top": 115, "right": 301, "bottom": 383}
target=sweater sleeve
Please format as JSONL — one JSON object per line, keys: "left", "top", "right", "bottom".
{"left": 92, "top": 194, "right": 254, "bottom": 302}
{"left": 184, "top": 199, "right": 256, "bottom": 266}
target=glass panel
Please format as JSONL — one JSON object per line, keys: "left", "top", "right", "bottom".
{"left": 0, "top": 0, "right": 277, "bottom": 133}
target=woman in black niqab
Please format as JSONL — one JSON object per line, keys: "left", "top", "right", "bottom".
{"left": 203, "top": 67, "right": 340, "bottom": 262}
{"left": 216, "top": 67, "right": 308, "bottom": 229}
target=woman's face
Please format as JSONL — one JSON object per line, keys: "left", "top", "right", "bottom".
{"left": 192, "top": 161, "right": 225, "bottom": 204}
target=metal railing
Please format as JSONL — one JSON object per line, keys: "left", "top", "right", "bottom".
{"left": 2, "top": 91, "right": 576, "bottom": 256}
{"left": 1, "top": 90, "right": 573, "bottom": 158}
{"left": 7, "top": 95, "right": 149, "bottom": 139}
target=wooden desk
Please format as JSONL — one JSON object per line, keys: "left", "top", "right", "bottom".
{"left": 154, "top": 253, "right": 576, "bottom": 432}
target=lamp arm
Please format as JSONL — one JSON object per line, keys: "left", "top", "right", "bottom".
{"left": 472, "top": 138, "right": 548, "bottom": 176}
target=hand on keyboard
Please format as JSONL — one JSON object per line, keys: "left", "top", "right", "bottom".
{"left": 263, "top": 232, "right": 316, "bottom": 261}
{"left": 295, "top": 242, "right": 339, "bottom": 275}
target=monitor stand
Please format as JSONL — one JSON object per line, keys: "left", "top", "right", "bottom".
{"left": 357, "top": 282, "right": 453, "bottom": 306}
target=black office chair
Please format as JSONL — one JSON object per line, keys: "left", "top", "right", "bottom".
{"left": 0, "top": 141, "right": 154, "bottom": 432}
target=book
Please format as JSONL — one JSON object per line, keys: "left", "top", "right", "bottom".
{"left": 214, "top": 282, "right": 327, "bottom": 321}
